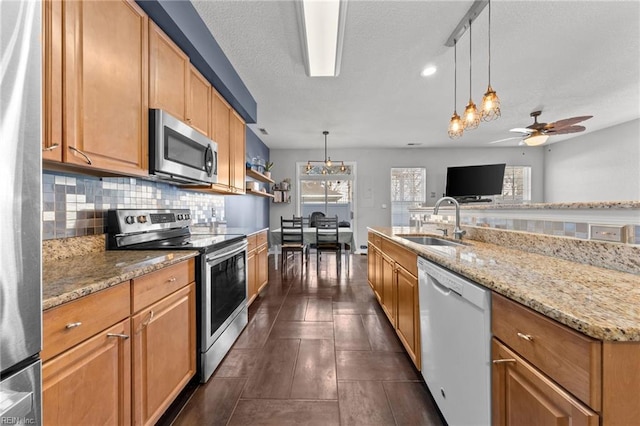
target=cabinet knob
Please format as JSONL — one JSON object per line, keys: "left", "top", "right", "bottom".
{"left": 517, "top": 332, "right": 534, "bottom": 342}
{"left": 167, "top": 277, "right": 177, "bottom": 283}
{"left": 492, "top": 358, "right": 516, "bottom": 364}
{"left": 65, "top": 322, "right": 82, "bottom": 329}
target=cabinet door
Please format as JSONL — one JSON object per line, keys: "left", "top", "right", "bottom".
{"left": 132, "top": 283, "right": 196, "bottom": 426}
{"left": 374, "top": 247, "right": 383, "bottom": 302}
{"left": 211, "top": 90, "right": 231, "bottom": 190}
{"left": 43, "top": 0, "right": 63, "bottom": 162}
{"left": 149, "top": 21, "right": 188, "bottom": 121}
{"left": 396, "top": 264, "right": 420, "bottom": 369}
{"left": 43, "top": 319, "right": 131, "bottom": 426}
{"left": 367, "top": 243, "right": 376, "bottom": 292}
{"left": 247, "top": 249, "right": 257, "bottom": 305}
{"left": 492, "top": 339, "right": 599, "bottom": 426}
{"left": 64, "top": 0, "right": 148, "bottom": 175}
{"left": 380, "top": 253, "right": 396, "bottom": 326}
{"left": 257, "top": 244, "right": 269, "bottom": 292}
{"left": 230, "top": 110, "right": 246, "bottom": 193}
{"left": 187, "top": 65, "right": 211, "bottom": 136}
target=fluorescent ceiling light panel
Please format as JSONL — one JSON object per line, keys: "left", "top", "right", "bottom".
{"left": 299, "top": 0, "right": 346, "bottom": 77}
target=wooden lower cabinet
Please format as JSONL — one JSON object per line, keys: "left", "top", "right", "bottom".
{"left": 132, "top": 282, "right": 196, "bottom": 426}
{"left": 367, "top": 231, "right": 420, "bottom": 369}
{"left": 43, "top": 319, "right": 132, "bottom": 426}
{"left": 492, "top": 338, "right": 599, "bottom": 426}
{"left": 247, "top": 231, "right": 269, "bottom": 305}
{"left": 395, "top": 264, "right": 420, "bottom": 369}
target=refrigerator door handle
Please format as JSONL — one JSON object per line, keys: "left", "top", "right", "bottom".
{"left": 0, "top": 390, "right": 34, "bottom": 419}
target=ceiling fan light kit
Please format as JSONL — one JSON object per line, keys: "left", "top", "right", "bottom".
{"left": 523, "top": 133, "right": 549, "bottom": 146}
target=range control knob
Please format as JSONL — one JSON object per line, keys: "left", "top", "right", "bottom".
{"left": 185, "top": 214, "right": 191, "bottom": 220}
{"left": 177, "top": 214, "right": 184, "bottom": 220}
{"left": 137, "top": 215, "right": 148, "bottom": 224}
{"left": 125, "top": 216, "right": 135, "bottom": 225}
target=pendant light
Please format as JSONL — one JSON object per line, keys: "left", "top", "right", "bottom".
{"left": 305, "top": 131, "right": 346, "bottom": 174}
{"left": 481, "top": 0, "right": 501, "bottom": 121}
{"left": 448, "top": 39, "right": 463, "bottom": 139}
{"left": 463, "top": 20, "right": 480, "bottom": 130}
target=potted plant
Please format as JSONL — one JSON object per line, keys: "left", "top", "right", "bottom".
{"left": 264, "top": 161, "right": 274, "bottom": 178}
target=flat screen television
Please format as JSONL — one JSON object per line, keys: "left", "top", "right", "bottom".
{"left": 445, "top": 163, "right": 506, "bottom": 201}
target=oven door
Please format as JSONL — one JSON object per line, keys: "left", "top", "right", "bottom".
{"left": 203, "top": 240, "right": 248, "bottom": 351}
{"left": 150, "top": 109, "right": 217, "bottom": 185}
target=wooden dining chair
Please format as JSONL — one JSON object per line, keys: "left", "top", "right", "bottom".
{"left": 280, "top": 216, "right": 307, "bottom": 272}
{"left": 315, "top": 216, "right": 341, "bottom": 275}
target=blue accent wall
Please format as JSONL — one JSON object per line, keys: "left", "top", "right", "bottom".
{"left": 224, "top": 128, "right": 270, "bottom": 228}
{"left": 136, "top": 0, "right": 257, "bottom": 123}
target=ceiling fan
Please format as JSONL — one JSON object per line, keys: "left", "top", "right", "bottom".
{"left": 489, "top": 111, "right": 593, "bottom": 146}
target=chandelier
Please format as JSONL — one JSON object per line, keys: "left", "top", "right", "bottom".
{"left": 305, "top": 131, "right": 346, "bottom": 175}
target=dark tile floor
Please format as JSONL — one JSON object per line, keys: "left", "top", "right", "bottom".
{"left": 172, "top": 254, "right": 445, "bottom": 426}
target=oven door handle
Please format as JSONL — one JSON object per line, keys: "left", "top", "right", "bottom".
{"left": 206, "top": 240, "right": 249, "bottom": 263}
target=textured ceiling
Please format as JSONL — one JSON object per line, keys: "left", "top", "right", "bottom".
{"left": 192, "top": 0, "right": 640, "bottom": 150}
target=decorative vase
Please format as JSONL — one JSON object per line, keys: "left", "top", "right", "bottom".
{"left": 264, "top": 171, "right": 271, "bottom": 178}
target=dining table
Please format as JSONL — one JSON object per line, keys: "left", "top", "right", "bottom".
{"left": 269, "top": 227, "right": 355, "bottom": 271}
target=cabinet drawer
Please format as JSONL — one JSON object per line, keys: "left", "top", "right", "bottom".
{"left": 43, "top": 281, "right": 130, "bottom": 362}
{"left": 368, "top": 232, "right": 382, "bottom": 248}
{"left": 132, "top": 259, "right": 195, "bottom": 313}
{"left": 492, "top": 293, "right": 601, "bottom": 409}
{"left": 247, "top": 234, "right": 258, "bottom": 253}
{"left": 381, "top": 238, "right": 418, "bottom": 277}
{"left": 256, "top": 230, "right": 268, "bottom": 247}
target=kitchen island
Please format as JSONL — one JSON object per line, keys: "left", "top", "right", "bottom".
{"left": 368, "top": 226, "right": 640, "bottom": 425}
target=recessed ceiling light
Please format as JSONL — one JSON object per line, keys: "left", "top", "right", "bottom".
{"left": 421, "top": 66, "right": 437, "bottom": 77}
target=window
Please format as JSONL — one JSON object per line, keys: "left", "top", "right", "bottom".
{"left": 296, "top": 163, "right": 355, "bottom": 225}
{"left": 391, "top": 167, "right": 426, "bottom": 226}
{"left": 495, "top": 166, "right": 532, "bottom": 203}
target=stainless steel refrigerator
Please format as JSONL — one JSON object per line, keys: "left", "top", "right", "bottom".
{"left": 0, "top": 0, "right": 43, "bottom": 424}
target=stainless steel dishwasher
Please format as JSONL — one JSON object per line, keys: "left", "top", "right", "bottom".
{"left": 418, "top": 257, "right": 492, "bottom": 426}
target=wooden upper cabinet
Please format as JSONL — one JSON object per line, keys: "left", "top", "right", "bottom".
{"left": 230, "top": 110, "right": 246, "bottom": 193}
{"left": 63, "top": 0, "right": 148, "bottom": 176}
{"left": 211, "top": 89, "right": 231, "bottom": 190}
{"left": 149, "top": 21, "right": 188, "bottom": 121}
{"left": 43, "top": 0, "right": 63, "bottom": 162}
{"left": 187, "top": 65, "right": 211, "bottom": 136}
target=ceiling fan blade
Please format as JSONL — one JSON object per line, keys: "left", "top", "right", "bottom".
{"left": 547, "top": 115, "right": 593, "bottom": 129}
{"left": 509, "top": 128, "right": 534, "bottom": 134}
{"left": 488, "top": 137, "right": 523, "bottom": 144}
{"left": 545, "top": 125, "right": 586, "bottom": 135}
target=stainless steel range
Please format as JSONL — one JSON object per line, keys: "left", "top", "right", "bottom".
{"left": 107, "top": 209, "right": 248, "bottom": 383}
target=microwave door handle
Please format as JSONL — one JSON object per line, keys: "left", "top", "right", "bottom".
{"left": 205, "top": 144, "right": 214, "bottom": 177}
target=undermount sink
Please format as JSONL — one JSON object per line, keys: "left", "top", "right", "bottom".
{"left": 399, "top": 236, "right": 463, "bottom": 247}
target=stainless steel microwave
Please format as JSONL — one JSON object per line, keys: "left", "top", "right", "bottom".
{"left": 149, "top": 109, "right": 217, "bottom": 185}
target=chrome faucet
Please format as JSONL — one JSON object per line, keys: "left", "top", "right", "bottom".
{"left": 433, "top": 196, "right": 466, "bottom": 240}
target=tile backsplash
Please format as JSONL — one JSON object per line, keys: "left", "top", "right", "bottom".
{"left": 43, "top": 171, "right": 224, "bottom": 240}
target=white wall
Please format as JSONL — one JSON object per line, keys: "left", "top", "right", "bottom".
{"left": 544, "top": 119, "right": 640, "bottom": 202}
{"left": 269, "top": 146, "right": 544, "bottom": 251}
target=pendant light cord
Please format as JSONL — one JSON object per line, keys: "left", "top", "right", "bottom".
{"left": 468, "top": 20, "right": 472, "bottom": 99}
{"left": 488, "top": 0, "right": 491, "bottom": 85}
{"left": 453, "top": 40, "right": 457, "bottom": 111}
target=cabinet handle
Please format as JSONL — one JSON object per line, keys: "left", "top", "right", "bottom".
{"left": 43, "top": 143, "right": 60, "bottom": 152}
{"left": 65, "top": 322, "right": 82, "bottom": 329}
{"left": 492, "top": 358, "right": 516, "bottom": 364}
{"left": 167, "top": 277, "right": 177, "bottom": 283}
{"left": 68, "top": 146, "right": 92, "bottom": 165}
{"left": 517, "top": 332, "right": 534, "bottom": 342}
{"left": 142, "top": 310, "right": 155, "bottom": 327}
{"left": 107, "top": 333, "right": 130, "bottom": 339}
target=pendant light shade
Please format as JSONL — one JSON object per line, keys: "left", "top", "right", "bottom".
{"left": 448, "top": 40, "right": 463, "bottom": 139}
{"left": 463, "top": 20, "right": 480, "bottom": 130}
{"left": 481, "top": 0, "right": 501, "bottom": 121}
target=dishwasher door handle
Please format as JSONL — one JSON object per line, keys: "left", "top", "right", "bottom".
{"left": 428, "top": 276, "right": 461, "bottom": 296}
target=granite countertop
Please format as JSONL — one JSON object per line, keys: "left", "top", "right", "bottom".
{"left": 369, "top": 226, "right": 640, "bottom": 342}
{"left": 43, "top": 250, "right": 199, "bottom": 310}
{"left": 409, "top": 200, "right": 640, "bottom": 210}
